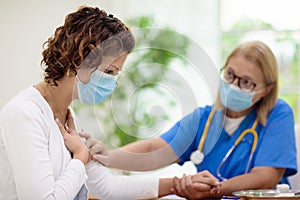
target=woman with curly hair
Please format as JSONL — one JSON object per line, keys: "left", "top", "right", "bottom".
{"left": 0, "top": 6, "right": 219, "bottom": 200}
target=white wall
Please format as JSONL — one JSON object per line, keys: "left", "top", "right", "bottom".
{"left": 0, "top": 0, "right": 220, "bottom": 108}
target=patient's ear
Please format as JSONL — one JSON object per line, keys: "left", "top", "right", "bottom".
{"left": 77, "top": 68, "right": 94, "bottom": 84}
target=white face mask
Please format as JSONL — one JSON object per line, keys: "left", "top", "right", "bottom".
{"left": 219, "top": 81, "right": 259, "bottom": 111}
{"left": 77, "top": 70, "right": 117, "bottom": 104}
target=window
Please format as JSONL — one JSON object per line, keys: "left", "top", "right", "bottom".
{"left": 220, "top": 0, "right": 300, "bottom": 122}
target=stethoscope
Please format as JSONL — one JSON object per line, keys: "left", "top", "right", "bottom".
{"left": 190, "top": 109, "right": 259, "bottom": 180}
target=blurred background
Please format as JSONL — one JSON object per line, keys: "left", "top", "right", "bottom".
{"left": 1, "top": 0, "right": 300, "bottom": 189}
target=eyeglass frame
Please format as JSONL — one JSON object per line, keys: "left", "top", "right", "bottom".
{"left": 220, "top": 67, "right": 266, "bottom": 93}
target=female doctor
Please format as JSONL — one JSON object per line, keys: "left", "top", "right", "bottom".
{"left": 84, "top": 40, "right": 297, "bottom": 199}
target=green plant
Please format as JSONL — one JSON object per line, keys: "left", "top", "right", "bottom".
{"left": 72, "top": 15, "right": 190, "bottom": 148}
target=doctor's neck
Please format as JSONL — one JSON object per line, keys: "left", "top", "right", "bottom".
{"left": 225, "top": 105, "right": 254, "bottom": 118}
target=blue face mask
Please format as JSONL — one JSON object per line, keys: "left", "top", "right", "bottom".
{"left": 219, "top": 81, "right": 255, "bottom": 111}
{"left": 77, "top": 70, "right": 117, "bottom": 104}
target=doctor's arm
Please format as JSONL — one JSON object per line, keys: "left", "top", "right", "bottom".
{"left": 173, "top": 166, "right": 285, "bottom": 199}
{"left": 217, "top": 166, "right": 285, "bottom": 195}
{"left": 81, "top": 108, "right": 201, "bottom": 172}
{"left": 81, "top": 133, "right": 180, "bottom": 171}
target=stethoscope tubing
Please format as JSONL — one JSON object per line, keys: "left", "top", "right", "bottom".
{"left": 192, "top": 109, "right": 259, "bottom": 181}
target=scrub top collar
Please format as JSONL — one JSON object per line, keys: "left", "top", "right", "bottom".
{"left": 202, "top": 105, "right": 259, "bottom": 156}
{"left": 229, "top": 106, "right": 258, "bottom": 137}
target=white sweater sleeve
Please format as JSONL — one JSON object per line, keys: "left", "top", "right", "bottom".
{"left": 86, "top": 161, "right": 159, "bottom": 200}
{"left": 2, "top": 103, "right": 87, "bottom": 200}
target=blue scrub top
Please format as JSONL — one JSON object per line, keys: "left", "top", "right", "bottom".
{"left": 160, "top": 99, "right": 297, "bottom": 184}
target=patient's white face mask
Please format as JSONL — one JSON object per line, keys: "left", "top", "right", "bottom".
{"left": 77, "top": 70, "right": 117, "bottom": 104}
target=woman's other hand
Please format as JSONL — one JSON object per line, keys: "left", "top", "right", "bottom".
{"left": 56, "top": 118, "right": 89, "bottom": 164}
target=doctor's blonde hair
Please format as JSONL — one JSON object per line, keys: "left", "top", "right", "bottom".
{"left": 214, "top": 40, "right": 278, "bottom": 126}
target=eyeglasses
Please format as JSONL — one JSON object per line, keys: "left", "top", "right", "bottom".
{"left": 221, "top": 69, "right": 258, "bottom": 93}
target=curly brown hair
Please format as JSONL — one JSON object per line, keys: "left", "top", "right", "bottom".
{"left": 41, "top": 6, "right": 135, "bottom": 86}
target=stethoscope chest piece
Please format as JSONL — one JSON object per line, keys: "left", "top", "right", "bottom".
{"left": 190, "top": 150, "right": 204, "bottom": 164}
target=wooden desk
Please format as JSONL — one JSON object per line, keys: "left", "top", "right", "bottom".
{"left": 88, "top": 193, "right": 99, "bottom": 200}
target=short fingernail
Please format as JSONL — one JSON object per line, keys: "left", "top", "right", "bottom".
{"left": 55, "top": 118, "right": 60, "bottom": 123}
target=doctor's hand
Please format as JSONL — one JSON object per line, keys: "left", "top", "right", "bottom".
{"left": 171, "top": 171, "right": 221, "bottom": 200}
{"left": 79, "top": 132, "right": 109, "bottom": 165}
